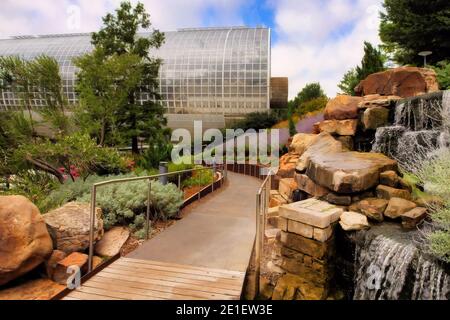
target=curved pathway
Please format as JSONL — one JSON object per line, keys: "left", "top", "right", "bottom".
{"left": 127, "top": 171, "right": 261, "bottom": 272}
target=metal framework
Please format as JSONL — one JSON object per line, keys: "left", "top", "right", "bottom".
{"left": 0, "top": 27, "right": 270, "bottom": 116}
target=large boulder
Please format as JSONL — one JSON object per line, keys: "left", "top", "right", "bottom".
{"left": 0, "top": 278, "right": 65, "bottom": 300}
{"left": 290, "top": 133, "right": 319, "bottom": 156}
{"left": 339, "top": 212, "right": 370, "bottom": 231}
{"left": 384, "top": 197, "right": 417, "bottom": 219}
{"left": 277, "top": 153, "right": 300, "bottom": 178}
{"left": 355, "top": 67, "right": 439, "bottom": 98}
{"left": 0, "top": 196, "right": 53, "bottom": 286}
{"left": 297, "top": 133, "right": 398, "bottom": 193}
{"left": 351, "top": 198, "right": 388, "bottom": 222}
{"left": 362, "top": 107, "right": 390, "bottom": 130}
{"left": 324, "top": 95, "right": 363, "bottom": 120}
{"left": 44, "top": 202, "right": 104, "bottom": 254}
{"left": 316, "top": 119, "right": 358, "bottom": 136}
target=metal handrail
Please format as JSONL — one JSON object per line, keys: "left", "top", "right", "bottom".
{"left": 88, "top": 164, "right": 227, "bottom": 272}
{"left": 254, "top": 169, "right": 273, "bottom": 296}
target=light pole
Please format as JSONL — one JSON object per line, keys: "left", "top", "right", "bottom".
{"left": 418, "top": 51, "right": 432, "bottom": 67}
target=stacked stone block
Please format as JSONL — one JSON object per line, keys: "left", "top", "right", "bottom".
{"left": 272, "top": 199, "right": 343, "bottom": 300}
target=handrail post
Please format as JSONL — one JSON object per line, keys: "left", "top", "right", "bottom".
{"left": 88, "top": 185, "right": 96, "bottom": 273}
{"left": 255, "top": 193, "right": 261, "bottom": 298}
{"left": 178, "top": 173, "right": 181, "bottom": 190}
{"left": 146, "top": 179, "right": 151, "bottom": 240}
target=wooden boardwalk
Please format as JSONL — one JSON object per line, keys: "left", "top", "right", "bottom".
{"left": 63, "top": 258, "right": 246, "bottom": 300}
{"left": 62, "top": 172, "right": 260, "bottom": 300}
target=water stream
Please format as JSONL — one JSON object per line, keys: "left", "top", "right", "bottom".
{"left": 353, "top": 233, "right": 449, "bottom": 300}
{"left": 372, "top": 90, "right": 450, "bottom": 169}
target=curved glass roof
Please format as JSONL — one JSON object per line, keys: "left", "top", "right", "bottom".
{"left": 0, "top": 27, "right": 270, "bottom": 115}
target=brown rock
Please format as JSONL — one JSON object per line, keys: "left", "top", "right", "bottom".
{"left": 95, "top": 226, "right": 130, "bottom": 258}
{"left": 376, "top": 184, "right": 411, "bottom": 200}
{"left": 287, "top": 220, "right": 313, "bottom": 238}
{"left": 278, "top": 231, "right": 331, "bottom": 259}
{"left": 92, "top": 256, "right": 104, "bottom": 270}
{"left": 278, "top": 257, "right": 331, "bottom": 285}
{"left": 316, "top": 119, "right": 358, "bottom": 136}
{"left": 45, "top": 250, "right": 67, "bottom": 279}
{"left": 337, "top": 136, "right": 354, "bottom": 150}
{"left": 324, "top": 95, "right": 363, "bottom": 120}
{"left": 401, "top": 207, "right": 427, "bottom": 229}
{"left": 259, "top": 277, "right": 275, "bottom": 300}
{"left": 363, "top": 107, "right": 390, "bottom": 130}
{"left": 269, "top": 192, "right": 288, "bottom": 208}
{"left": 384, "top": 197, "right": 417, "bottom": 219}
{"left": 272, "top": 273, "right": 328, "bottom": 300}
{"left": 355, "top": 67, "right": 439, "bottom": 98}
{"left": 325, "top": 193, "right": 352, "bottom": 206}
{"left": 44, "top": 202, "right": 104, "bottom": 254}
{"left": 380, "top": 170, "right": 400, "bottom": 187}
{"left": 358, "top": 95, "right": 402, "bottom": 109}
{"left": 52, "top": 252, "right": 88, "bottom": 285}
{"left": 353, "top": 198, "right": 388, "bottom": 222}
{"left": 290, "top": 133, "right": 319, "bottom": 156}
{"left": 277, "top": 153, "right": 300, "bottom": 178}
{"left": 279, "top": 178, "right": 297, "bottom": 199}
{"left": 0, "top": 196, "right": 53, "bottom": 286}
{"left": 339, "top": 212, "right": 370, "bottom": 231}
{"left": 294, "top": 173, "right": 330, "bottom": 197}
{"left": 0, "top": 279, "right": 65, "bottom": 300}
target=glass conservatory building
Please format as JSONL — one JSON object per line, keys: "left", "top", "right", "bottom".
{"left": 0, "top": 27, "right": 271, "bottom": 129}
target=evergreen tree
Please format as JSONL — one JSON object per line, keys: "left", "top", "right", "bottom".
{"left": 91, "top": 1, "right": 166, "bottom": 154}
{"left": 380, "top": 0, "right": 450, "bottom": 65}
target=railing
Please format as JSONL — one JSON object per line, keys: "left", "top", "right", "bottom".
{"left": 254, "top": 169, "right": 273, "bottom": 296}
{"left": 87, "top": 164, "right": 227, "bottom": 272}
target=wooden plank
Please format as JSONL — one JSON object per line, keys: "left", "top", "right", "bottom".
{"left": 90, "top": 276, "right": 236, "bottom": 300}
{"left": 122, "top": 257, "right": 244, "bottom": 277}
{"left": 65, "top": 290, "right": 120, "bottom": 300}
{"left": 116, "top": 259, "right": 243, "bottom": 281}
{"left": 96, "top": 270, "right": 241, "bottom": 296}
{"left": 61, "top": 296, "right": 80, "bottom": 300}
{"left": 99, "top": 267, "right": 242, "bottom": 292}
{"left": 108, "top": 263, "right": 242, "bottom": 286}
{"left": 83, "top": 279, "right": 204, "bottom": 300}
{"left": 75, "top": 286, "right": 160, "bottom": 300}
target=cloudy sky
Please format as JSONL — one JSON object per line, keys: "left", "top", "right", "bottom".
{"left": 0, "top": 0, "right": 384, "bottom": 98}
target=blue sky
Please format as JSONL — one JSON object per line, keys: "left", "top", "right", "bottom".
{"left": 0, "top": 0, "right": 384, "bottom": 97}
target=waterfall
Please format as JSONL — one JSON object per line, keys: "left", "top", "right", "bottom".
{"left": 372, "top": 90, "right": 450, "bottom": 169}
{"left": 354, "top": 234, "right": 450, "bottom": 300}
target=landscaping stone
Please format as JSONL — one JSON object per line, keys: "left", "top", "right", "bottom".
{"left": 287, "top": 220, "right": 313, "bottom": 238}
{"left": 376, "top": 184, "right": 411, "bottom": 200}
{"left": 352, "top": 198, "right": 388, "bottom": 222}
{"left": 380, "top": 170, "right": 400, "bottom": 187}
{"left": 358, "top": 95, "right": 402, "bottom": 109}
{"left": 52, "top": 252, "right": 88, "bottom": 285}
{"left": 362, "top": 106, "right": 389, "bottom": 130}
{"left": 95, "top": 226, "right": 130, "bottom": 258}
{"left": 325, "top": 193, "right": 352, "bottom": 206}
{"left": 44, "top": 202, "right": 104, "bottom": 254}
{"left": 354, "top": 66, "right": 439, "bottom": 98}
{"left": 339, "top": 212, "right": 370, "bottom": 231}
{"left": 324, "top": 95, "right": 363, "bottom": 120}
{"left": 316, "top": 119, "right": 358, "bottom": 136}
{"left": 265, "top": 228, "right": 281, "bottom": 240}
{"left": 279, "top": 178, "right": 297, "bottom": 199}
{"left": 279, "top": 198, "right": 343, "bottom": 229}
{"left": 272, "top": 273, "right": 328, "bottom": 300}
{"left": 313, "top": 226, "right": 333, "bottom": 242}
{"left": 289, "top": 133, "right": 319, "bottom": 156}
{"left": 277, "top": 153, "right": 300, "bottom": 178}
{"left": 0, "top": 278, "right": 65, "bottom": 300}
{"left": 294, "top": 173, "right": 330, "bottom": 198}
{"left": 306, "top": 151, "right": 398, "bottom": 193}
{"left": 45, "top": 250, "right": 67, "bottom": 279}
{"left": 0, "top": 195, "right": 53, "bottom": 286}
{"left": 401, "top": 207, "right": 427, "bottom": 229}
{"left": 384, "top": 197, "right": 417, "bottom": 219}
{"left": 268, "top": 206, "right": 279, "bottom": 217}
{"left": 337, "top": 136, "right": 353, "bottom": 150}
{"left": 278, "top": 231, "right": 331, "bottom": 260}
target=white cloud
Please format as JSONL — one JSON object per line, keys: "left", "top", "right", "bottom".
{"left": 271, "top": 0, "right": 384, "bottom": 98}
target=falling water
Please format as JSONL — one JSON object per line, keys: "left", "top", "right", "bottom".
{"left": 354, "top": 234, "right": 450, "bottom": 300}
{"left": 372, "top": 90, "right": 450, "bottom": 169}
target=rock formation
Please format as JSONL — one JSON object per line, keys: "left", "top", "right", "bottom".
{"left": 0, "top": 196, "right": 53, "bottom": 286}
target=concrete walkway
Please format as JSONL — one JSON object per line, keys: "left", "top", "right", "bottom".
{"left": 127, "top": 172, "right": 261, "bottom": 272}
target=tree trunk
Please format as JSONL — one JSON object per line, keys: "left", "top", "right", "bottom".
{"left": 25, "top": 155, "right": 65, "bottom": 184}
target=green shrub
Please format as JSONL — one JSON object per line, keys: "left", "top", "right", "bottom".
{"left": 433, "top": 60, "right": 450, "bottom": 90}
{"left": 232, "top": 112, "right": 280, "bottom": 131}
{"left": 413, "top": 149, "right": 450, "bottom": 263}
{"left": 41, "top": 172, "right": 184, "bottom": 238}
{"left": 182, "top": 167, "right": 214, "bottom": 188}
{"left": 297, "top": 97, "right": 328, "bottom": 116}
